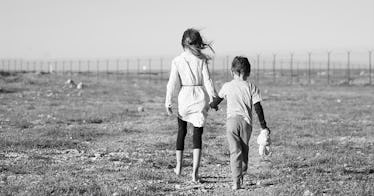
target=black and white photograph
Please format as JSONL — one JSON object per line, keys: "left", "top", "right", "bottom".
{"left": 0, "top": 0, "right": 373, "bottom": 195}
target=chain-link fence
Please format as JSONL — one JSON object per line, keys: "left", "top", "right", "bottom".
{"left": 1, "top": 51, "right": 372, "bottom": 86}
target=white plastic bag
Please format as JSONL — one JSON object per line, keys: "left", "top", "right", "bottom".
{"left": 257, "top": 129, "right": 272, "bottom": 156}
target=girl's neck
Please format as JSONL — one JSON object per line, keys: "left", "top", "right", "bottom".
{"left": 184, "top": 48, "right": 193, "bottom": 54}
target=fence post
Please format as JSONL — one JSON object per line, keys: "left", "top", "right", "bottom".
{"left": 78, "top": 60, "right": 81, "bottom": 73}
{"left": 347, "top": 51, "right": 350, "bottom": 82}
{"left": 40, "top": 60, "right": 43, "bottom": 72}
{"left": 279, "top": 59, "right": 283, "bottom": 78}
{"left": 262, "top": 59, "right": 266, "bottom": 80}
{"left": 127, "top": 59, "right": 129, "bottom": 77}
{"left": 137, "top": 58, "right": 140, "bottom": 75}
{"left": 8, "top": 59, "right": 10, "bottom": 72}
{"left": 47, "top": 61, "right": 50, "bottom": 73}
{"left": 87, "top": 60, "right": 90, "bottom": 74}
{"left": 160, "top": 58, "right": 163, "bottom": 81}
{"left": 116, "top": 59, "right": 119, "bottom": 80}
{"left": 54, "top": 61, "right": 57, "bottom": 73}
{"left": 290, "top": 53, "right": 294, "bottom": 84}
{"left": 370, "top": 51, "right": 372, "bottom": 85}
{"left": 106, "top": 59, "right": 109, "bottom": 78}
{"left": 222, "top": 58, "right": 226, "bottom": 81}
{"left": 62, "top": 61, "right": 65, "bottom": 75}
{"left": 272, "top": 54, "right": 276, "bottom": 83}
{"left": 14, "top": 59, "right": 17, "bottom": 72}
{"left": 308, "top": 52, "right": 311, "bottom": 85}
{"left": 148, "top": 58, "right": 151, "bottom": 81}
{"left": 70, "top": 60, "right": 73, "bottom": 75}
{"left": 327, "top": 51, "right": 331, "bottom": 85}
{"left": 20, "top": 59, "right": 23, "bottom": 72}
{"left": 212, "top": 57, "right": 215, "bottom": 81}
{"left": 226, "top": 56, "right": 229, "bottom": 81}
{"left": 296, "top": 60, "right": 299, "bottom": 76}
{"left": 96, "top": 59, "right": 100, "bottom": 79}
{"left": 257, "top": 54, "right": 260, "bottom": 84}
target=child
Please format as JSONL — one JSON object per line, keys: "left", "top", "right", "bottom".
{"left": 210, "top": 56, "right": 270, "bottom": 190}
{"left": 165, "top": 28, "right": 217, "bottom": 182}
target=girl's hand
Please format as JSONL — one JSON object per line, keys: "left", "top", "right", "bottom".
{"left": 166, "top": 107, "right": 173, "bottom": 116}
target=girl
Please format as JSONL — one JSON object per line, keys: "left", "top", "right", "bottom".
{"left": 165, "top": 28, "right": 217, "bottom": 182}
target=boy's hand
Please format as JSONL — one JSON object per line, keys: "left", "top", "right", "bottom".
{"left": 264, "top": 127, "right": 271, "bottom": 135}
{"left": 166, "top": 107, "right": 173, "bottom": 116}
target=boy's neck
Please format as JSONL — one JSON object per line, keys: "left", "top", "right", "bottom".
{"left": 233, "top": 74, "right": 247, "bottom": 81}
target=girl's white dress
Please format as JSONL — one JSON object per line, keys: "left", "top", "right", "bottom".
{"left": 165, "top": 51, "right": 216, "bottom": 127}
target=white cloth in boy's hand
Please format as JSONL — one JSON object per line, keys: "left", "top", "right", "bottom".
{"left": 257, "top": 128, "right": 272, "bottom": 157}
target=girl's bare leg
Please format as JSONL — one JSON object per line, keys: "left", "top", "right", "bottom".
{"left": 192, "top": 148, "right": 201, "bottom": 182}
{"left": 174, "top": 150, "right": 183, "bottom": 176}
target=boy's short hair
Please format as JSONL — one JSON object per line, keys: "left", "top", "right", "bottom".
{"left": 231, "top": 56, "right": 251, "bottom": 76}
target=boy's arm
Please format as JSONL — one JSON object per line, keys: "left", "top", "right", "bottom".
{"left": 251, "top": 83, "right": 269, "bottom": 132}
{"left": 254, "top": 102, "right": 269, "bottom": 132}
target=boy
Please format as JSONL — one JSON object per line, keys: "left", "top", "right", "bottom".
{"left": 210, "top": 56, "right": 270, "bottom": 190}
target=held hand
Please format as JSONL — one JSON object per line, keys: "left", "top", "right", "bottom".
{"left": 264, "top": 127, "right": 271, "bottom": 135}
{"left": 209, "top": 103, "right": 219, "bottom": 111}
{"left": 210, "top": 96, "right": 223, "bottom": 111}
{"left": 166, "top": 107, "right": 173, "bottom": 116}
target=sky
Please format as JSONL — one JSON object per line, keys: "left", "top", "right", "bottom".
{"left": 0, "top": 0, "right": 373, "bottom": 59}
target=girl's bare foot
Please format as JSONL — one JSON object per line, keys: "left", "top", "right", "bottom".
{"left": 191, "top": 174, "right": 201, "bottom": 183}
{"left": 232, "top": 183, "right": 241, "bottom": 190}
{"left": 174, "top": 168, "right": 181, "bottom": 176}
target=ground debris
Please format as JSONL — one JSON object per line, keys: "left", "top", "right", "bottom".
{"left": 303, "top": 189, "right": 314, "bottom": 196}
{"left": 77, "top": 82, "right": 84, "bottom": 89}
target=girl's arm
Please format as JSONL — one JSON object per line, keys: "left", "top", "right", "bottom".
{"left": 202, "top": 61, "right": 217, "bottom": 100}
{"left": 165, "top": 60, "right": 180, "bottom": 108}
{"left": 209, "top": 83, "right": 226, "bottom": 111}
{"left": 210, "top": 96, "right": 223, "bottom": 111}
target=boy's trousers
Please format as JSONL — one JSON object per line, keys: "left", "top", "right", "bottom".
{"left": 226, "top": 116, "right": 252, "bottom": 184}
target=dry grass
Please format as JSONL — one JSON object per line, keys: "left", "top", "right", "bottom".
{"left": 0, "top": 71, "right": 373, "bottom": 195}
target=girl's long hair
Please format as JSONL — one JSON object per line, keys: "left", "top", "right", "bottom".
{"left": 181, "top": 28, "right": 215, "bottom": 62}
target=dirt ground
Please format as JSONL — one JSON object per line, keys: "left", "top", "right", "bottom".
{"left": 0, "top": 71, "right": 373, "bottom": 195}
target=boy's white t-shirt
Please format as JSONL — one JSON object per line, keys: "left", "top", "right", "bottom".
{"left": 218, "top": 79, "right": 262, "bottom": 125}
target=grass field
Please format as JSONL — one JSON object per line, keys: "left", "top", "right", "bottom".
{"left": 0, "top": 71, "right": 373, "bottom": 195}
